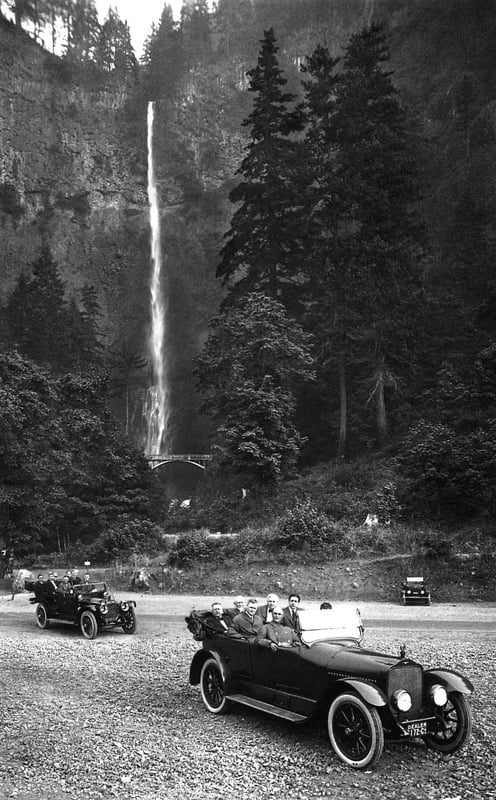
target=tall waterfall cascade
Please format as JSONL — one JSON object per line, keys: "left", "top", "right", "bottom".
{"left": 144, "top": 101, "right": 169, "bottom": 455}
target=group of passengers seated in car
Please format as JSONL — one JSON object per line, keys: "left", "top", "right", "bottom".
{"left": 198, "top": 593, "right": 333, "bottom": 648}
{"left": 31, "top": 570, "right": 95, "bottom": 597}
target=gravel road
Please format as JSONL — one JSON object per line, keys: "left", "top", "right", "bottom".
{"left": 1, "top": 595, "right": 495, "bottom": 800}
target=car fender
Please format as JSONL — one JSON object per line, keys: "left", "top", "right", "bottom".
{"left": 189, "top": 649, "right": 233, "bottom": 688}
{"left": 425, "top": 668, "right": 474, "bottom": 695}
{"left": 333, "top": 678, "right": 387, "bottom": 707}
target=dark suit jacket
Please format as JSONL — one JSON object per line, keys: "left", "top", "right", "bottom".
{"left": 204, "top": 612, "right": 232, "bottom": 635}
{"left": 258, "top": 604, "right": 277, "bottom": 623}
{"left": 282, "top": 606, "right": 301, "bottom": 632}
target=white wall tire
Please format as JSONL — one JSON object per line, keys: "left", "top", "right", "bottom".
{"left": 200, "top": 657, "right": 232, "bottom": 715}
{"left": 328, "top": 692, "right": 384, "bottom": 769}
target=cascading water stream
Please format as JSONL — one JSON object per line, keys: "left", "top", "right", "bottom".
{"left": 144, "top": 101, "right": 169, "bottom": 455}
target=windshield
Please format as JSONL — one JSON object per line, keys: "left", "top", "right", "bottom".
{"left": 74, "top": 581, "right": 108, "bottom": 595}
{"left": 298, "top": 608, "right": 364, "bottom": 645}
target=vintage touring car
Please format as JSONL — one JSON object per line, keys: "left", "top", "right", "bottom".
{"left": 186, "top": 607, "right": 472, "bottom": 770}
{"left": 400, "top": 576, "right": 431, "bottom": 606}
{"left": 28, "top": 581, "right": 137, "bottom": 640}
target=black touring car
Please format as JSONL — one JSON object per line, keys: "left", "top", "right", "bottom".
{"left": 28, "top": 580, "right": 137, "bottom": 640}
{"left": 186, "top": 606, "right": 472, "bottom": 770}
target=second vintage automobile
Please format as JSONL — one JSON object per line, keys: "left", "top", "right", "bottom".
{"left": 28, "top": 581, "right": 137, "bottom": 639}
{"left": 400, "top": 576, "right": 431, "bottom": 605}
{"left": 186, "top": 606, "right": 473, "bottom": 770}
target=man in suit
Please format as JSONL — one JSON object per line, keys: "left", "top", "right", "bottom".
{"left": 204, "top": 602, "right": 233, "bottom": 635}
{"left": 282, "top": 593, "right": 301, "bottom": 633}
{"left": 227, "top": 598, "right": 263, "bottom": 639}
{"left": 228, "top": 595, "right": 245, "bottom": 618}
{"left": 258, "top": 593, "right": 279, "bottom": 624}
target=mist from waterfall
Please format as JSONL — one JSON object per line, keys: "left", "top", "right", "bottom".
{"left": 144, "top": 101, "right": 169, "bottom": 455}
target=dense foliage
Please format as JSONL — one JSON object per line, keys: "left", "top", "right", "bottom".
{"left": 0, "top": 351, "right": 160, "bottom": 558}
{"left": 195, "top": 293, "right": 315, "bottom": 484}
{"left": 2, "top": 0, "right": 496, "bottom": 558}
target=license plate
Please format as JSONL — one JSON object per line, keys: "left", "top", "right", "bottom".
{"left": 405, "top": 720, "right": 428, "bottom": 736}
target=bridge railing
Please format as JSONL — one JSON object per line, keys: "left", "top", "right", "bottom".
{"left": 146, "top": 454, "right": 212, "bottom": 462}
{"left": 146, "top": 454, "right": 212, "bottom": 470}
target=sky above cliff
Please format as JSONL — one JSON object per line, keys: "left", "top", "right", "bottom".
{"left": 95, "top": 1, "right": 209, "bottom": 59}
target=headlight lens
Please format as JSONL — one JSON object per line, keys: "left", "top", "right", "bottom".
{"left": 392, "top": 689, "right": 412, "bottom": 712}
{"left": 100, "top": 603, "right": 108, "bottom": 614}
{"left": 121, "top": 602, "right": 129, "bottom": 611}
{"left": 406, "top": 589, "right": 411, "bottom": 595}
{"left": 430, "top": 684, "right": 448, "bottom": 707}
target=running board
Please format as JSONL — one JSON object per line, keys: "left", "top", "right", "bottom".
{"left": 226, "top": 693, "right": 307, "bottom": 722}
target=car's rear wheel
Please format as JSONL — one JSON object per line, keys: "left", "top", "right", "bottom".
{"left": 328, "top": 693, "right": 384, "bottom": 770}
{"left": 80, "top": 610, "right": 98, "bottom": 640}
{"left": 36, "top": 603, "right": 49, "bottom": 629}
{"left": 423, "top": 692, "right": 472, "bottom": 753}
{"left": 121, "top": 607, "right": 137, "bottom": 634}
{"left": 200, "top": 657, "right": 232, "bottom": 714}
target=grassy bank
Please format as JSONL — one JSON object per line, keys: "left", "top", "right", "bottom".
{"left": 5, "top": 549, "right": 492, "bottom": 604}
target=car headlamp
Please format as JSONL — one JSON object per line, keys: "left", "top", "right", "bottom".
{"left": 121, "top": 602, "right": 129, "bottom": 611}
{"left": 100, "top": 603, "right": 108, "bottom": 615}
{"left": 77, "top": 593, "right": 83, "bottom": 601}
{"left": 406, "top": 589, "right": 411, "bottom": 594}
{"left": 392, "top": 689, "right": 412, "bottom": 712}
{"left": 430, "top": 684, "right": 448, "bottom": 707}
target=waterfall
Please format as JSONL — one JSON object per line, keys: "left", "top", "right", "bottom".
{"left": 145, "top": 101, "right": 169, "bottom": 455}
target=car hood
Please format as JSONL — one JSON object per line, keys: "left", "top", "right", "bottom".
{"left": 300, "top": 641, "right": 401, "bottom": 675}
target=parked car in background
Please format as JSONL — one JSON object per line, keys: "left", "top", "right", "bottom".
{"left": 400, "top": 576, "right": 431, "bottom": 606}
{"left": 28, "top": 581, "right": 137, "bottom": 639}
{"left": 186, "top": 606, "right": 472, "bottom": 770}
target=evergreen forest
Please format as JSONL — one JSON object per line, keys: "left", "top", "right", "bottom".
{"left": 1, "top": 0, "right": 496, "bottom": 575}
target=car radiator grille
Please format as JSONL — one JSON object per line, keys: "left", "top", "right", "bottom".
{"left": 388, "top": 665, "right": 423, "bottom": 713}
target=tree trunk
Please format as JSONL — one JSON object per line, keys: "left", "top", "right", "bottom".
{"left": 335, "top": 355, "right": 347, "bottom": 461}
{"left": 375, "top": 356, "right": 388, "bottom": 447}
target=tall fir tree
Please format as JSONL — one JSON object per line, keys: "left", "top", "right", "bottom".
{"left": 21, "top": 244, "right": 70, "bottom": 369}
{"left": 330, "top": 24, "right": 425, "bottom": 447}
{"left": 301, "top": 44, "right": 353, "bottom": 460}
{"left": 217, "top": 28, "right": 305, "bottom": 309}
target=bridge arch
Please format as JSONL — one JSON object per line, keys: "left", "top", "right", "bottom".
{"left": 147, "top": 454, "right": 212, "bottom": 471}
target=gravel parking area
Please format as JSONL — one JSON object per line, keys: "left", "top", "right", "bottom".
{"left": 1, "top": 599, "right": 495, "bottom": 800}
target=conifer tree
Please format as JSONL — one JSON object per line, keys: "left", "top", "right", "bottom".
{"left": 141, "top": 6, "right": 184, "bottom": 97}
{"left": 217, "top": 28, "right": 305, "bottom": 309}
{"left": 21, "top": 244, "right": 70, "bottom": 369}
{"left": 301, "top": 44, "right": 352, "bottom": 459}
{"left": 196, "top": 293, "right": 315, "bottom": 484}
{"left": 181, "top": 0, "right": 211, "bottom": 67}
{"left": 330, "top": 24, "right": 425, "bottom": 446}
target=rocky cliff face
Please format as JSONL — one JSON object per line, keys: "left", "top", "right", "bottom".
{"left": 0, "top": 20, "right": 239, "bottom": 455}
{"left": 0, "top": 20, "right": 149, "bottom": 348}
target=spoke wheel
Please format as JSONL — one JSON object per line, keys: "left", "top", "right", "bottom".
{"left": 121, "top": 607, "right": 137, "bottom": 634}
{"left": 328, "top": 693, "right": 384, "bottom": 770}
{"left": 80, "top": 610, "right": 98, "bottom": 640}
{"left": 200, "top": 657, "right": 231, "bottom": 715}
{"left": 423, "top": 692, "right": 472, "bottom": 753}
{"left": 36, "top": 603, "right": 49, "bottom": 629}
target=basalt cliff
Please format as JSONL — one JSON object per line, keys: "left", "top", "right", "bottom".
{"left": 2, "top": 2, "right": 496, "bottom": 455}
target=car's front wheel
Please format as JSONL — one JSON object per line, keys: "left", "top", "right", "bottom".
{"left": 328, "top": 693, "right": 384, "bottom": 770}
{"left": 423, "top": 692, "right": 472, "bottom": 753}
{"left": 36, "top": 603, "right": 50, "bottom": 629}
{"left": 121, "top": 607, "right": 137, "bottom": 634}
{"left": 200, "top": 657, "right": 232, "bottom": 714}
{"left": 80, "top": 610, "right": 98, "bottom": 640}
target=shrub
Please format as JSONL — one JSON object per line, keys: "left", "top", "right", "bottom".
{"left": 88, "top": 518, "right": 163, "bottom": 563}
{"left": 273, "top": 500, "right": 333, "bottom": 550}
{"left": 168, "top": 530, "right": 219, "bottom": 567}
